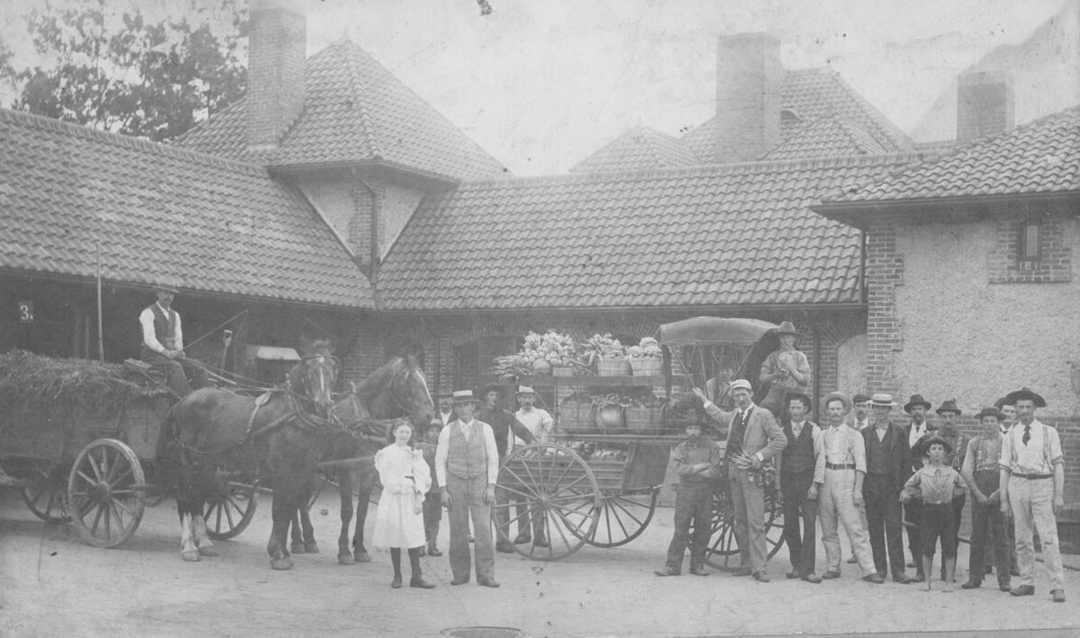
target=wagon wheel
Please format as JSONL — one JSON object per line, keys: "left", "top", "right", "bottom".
{"left": 204, "top": 471, "right": 259, "bottom": 540}
{"left": 21, "top": 460, "right": 71, "bottom": 523}
{"left": 493, "top": 443, "right": 600, "bottom": 561}
{"left": 584, "top": 487, "right": 659, "bottom": 548}
{"left": 704, "top": 483, "right": 785, "bottom": 570}
{"left": 67, "top": 439, "right": 145, "bottom": 548}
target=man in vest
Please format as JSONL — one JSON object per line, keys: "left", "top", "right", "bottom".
{"left": 435, "top": 389, "right": 501, "bottom": 588}
{"left": 778, "top": 392, "right": 824, "bottom": 583}
{"left": 861, "top": 393, "right": 914, "bottom": 583}
{"left": 139, "top": 282, "right": 209, "bottom": 399}
{"left": 902, "top": 393, "right": 933, "bottom": 580}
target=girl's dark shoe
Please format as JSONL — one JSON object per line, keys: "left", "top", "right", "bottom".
{"left": 391, "top": 576, "right": 402, "bottom": 589}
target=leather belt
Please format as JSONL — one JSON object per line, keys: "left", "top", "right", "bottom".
{"left": 826, "top": 462, "right": 856, "bottom": 470}
{"left": 1011, "top": 473, "right": 1052, "bottom": 480}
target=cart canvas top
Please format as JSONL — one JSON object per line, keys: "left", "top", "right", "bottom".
{"left": 658, "top": 317, "right": 779, "bottom": 347}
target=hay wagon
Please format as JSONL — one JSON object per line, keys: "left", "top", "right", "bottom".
{"left": 493, "top": 318, "right": 787, "bottom": 568}
{"left": 0, "top": 353, "right": 258, "bottom": 548}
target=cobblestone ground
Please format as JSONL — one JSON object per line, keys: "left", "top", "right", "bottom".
{"left": 1, "top": 488, "right": 1077, "bottom": 638}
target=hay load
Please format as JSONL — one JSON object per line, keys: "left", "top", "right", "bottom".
{"left": 0, "top": 350, "right": 170, "bottom": 419}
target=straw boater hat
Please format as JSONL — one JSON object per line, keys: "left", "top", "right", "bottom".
{"left": 870, "top": 393, "right": 896, "bottom": 408}
{"left": 822, "top": 391, "right": 850, "bottom": 414}
{"left": 936, "top": 399, "right": 962, "bottom": 416}
{"left": 852, "top": 393, "right": 872, "bottom": 405}
{"left": 920, "top": 434, "right": 953, "bottom": 456}
{"left": 974, "top": 407, "right": 1005, "bottom": 422}
{"left": 452, "top": 390, "right": 479, "bottom": 404}
{"left": 903, "top": 394, "right": 932, "bottom": 413}
{"left": 1004, "top": 387, "right": 1046, "bottom": 408}
{"left": 775, "top": 321, "right": 799, "bottom": 336}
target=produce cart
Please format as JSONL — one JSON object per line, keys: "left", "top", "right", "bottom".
{"left": 0, "top": 352, "right": 258, "bottom": 547}
{"left": 493, "top": 319, "right": 788, "bottom": 567}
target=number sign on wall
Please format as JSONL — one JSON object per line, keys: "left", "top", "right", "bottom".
{"left": 18, "top": 301, "right": 34, "bottom": 323}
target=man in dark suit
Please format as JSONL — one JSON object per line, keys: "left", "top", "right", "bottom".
{"left": 778, "top": 393, "right": 823, "bottom": 584}
{"left": 695, "top": 379, "right": 787, "bottom": 582}
{"left": 902, "top": 393, "right": 933, "bottom": 582}
{"left": 862, "top": 393, "right": 914, "bottom": 583}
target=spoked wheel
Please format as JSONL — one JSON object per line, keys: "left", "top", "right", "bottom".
{"left": 67, "top": 439, "right": 145, "bottom": 548}
{"left": 585, "top": 488, "right": 659, "bottom": 548}
{"left": 705, "top": 483, "right": 785, "bottom": 570}
{"left": 204, "top": 471, "right": 259, "bottom": 540}
{"left": 21, "top": 460, "right": 72, "bottom": 523}
{"left": 493, "top": 443, "right": 600, "bottom": 561}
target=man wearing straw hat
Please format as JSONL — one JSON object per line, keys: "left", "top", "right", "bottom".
{"left": 861, "top": 393, "right": 913, "bottom": 583}
{"left": 139, "top": 281, "right": 209, "bottom": 398}
{"left": 759, "top": 321, "right": 811, "bottom": 418}
{"left": 999, "top": 387, "right": 1065, "bottom": 603}
{"left": 435, "top": 389, "right": 501, "bottom": 587}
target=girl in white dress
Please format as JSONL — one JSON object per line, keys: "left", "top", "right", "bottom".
{"left": 373, "top": 421, "right": 436, "bottom": 589}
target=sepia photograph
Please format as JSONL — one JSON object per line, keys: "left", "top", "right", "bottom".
{"left": 0, "top": 0, "right": 1078, "bottom": 636}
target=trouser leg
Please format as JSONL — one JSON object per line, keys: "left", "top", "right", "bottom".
{"left": 178, "top": 357, "right": 209, "bottom": 390}
{"left": 834, "top": 470, "right": 876, "bottom": 577}
{"left": 989, "top": 506, "right": 1011, "bottom": 586}
{"left": 905, "top": 501, "right": 923, "bottom": 575}
{"left": 390, "top": 547, "right": 402, "bottom": 579}
{"left": 781, "top": 477, "right": 804, "bottom": 572}
{"left": 729, "top": 465, "right": 751, "bottom": 569}
{"left": 864, "top": 479, "right": 887, "bottom": 576}
{"left": 423, "top": 492, "right": 441, "bottom": 546}
{"left": 1009, "top": 477, "right": 1036, "bottom": 588}
{"left": 688, "top": 484, "right": 713, "bottom": 570}
{"left": 1030, "top": 478, "right": 1064, "bottom": 591}
{"left": 741, "top": 472, "right": 767, "bottom": 573}
{"left": 969, "top": 499, "right": 990, "bottom": 583}
{"left": 665, "top": 487, "right": 692, "bottom": 572}
{"left": 884, "top": 493, "right": 906, "bottom": 576}
{"left": 799, "top": 489, "right": 818, "bottom": 576}
{"left": 446, "top": 475, "right": 472, "bottom": 581}
{"left": 468, "top": 476, "right": 495, "bottom": 583}
{"left": 408, "top": 546, "right": 423, "bottom": 580}
{"left": 819, "top": 472, "right": 841, "bottom": 573}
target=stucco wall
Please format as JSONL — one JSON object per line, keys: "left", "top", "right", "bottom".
{"left": 380, "top": 179, "right": 427, "bottom": 258}
{"left": 292, "top": 172, "right": 357, "bottom": 253}
{"left": 893, "top": 217, "right": 1080, "bottom": 415}
{"left": 836, "top": 333, "right": 867, "bottom": 396}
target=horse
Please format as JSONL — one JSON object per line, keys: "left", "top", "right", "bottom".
{"left": 288, "top": 355, "right": 435, "bottom": 565}
{"left": 156, "top": 339, "right": 342, "bottom": 570}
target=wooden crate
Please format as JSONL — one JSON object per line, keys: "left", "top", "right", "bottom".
{"left": 558, "top": 403, "right": 598, "bottom": 435}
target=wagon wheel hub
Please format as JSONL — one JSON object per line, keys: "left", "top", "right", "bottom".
{"left": 88, "top": 481, "right": 112, "bottom": 502}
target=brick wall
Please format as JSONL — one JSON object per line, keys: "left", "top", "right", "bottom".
{"left": 246, "top": 4, "right": 306, "bottom": 150}
{"left": 714, "top": 33, "right": 782, "bottom": 163}
{"left": 865, "top": 221, "right": 904, "bottom": 396}
{"left": 988, "top": 213, "right": 1072, "bottom": 284}
{"left": 956, "top": 71, "right": 1015, "bottom": 142}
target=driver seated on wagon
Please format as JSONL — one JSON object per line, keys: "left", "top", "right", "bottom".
{"left": 139, "top": 281, "right": 209, "bottom": 399}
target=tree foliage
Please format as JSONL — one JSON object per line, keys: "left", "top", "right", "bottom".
{"left": 12, "top": 0, "right": 247, "bottom": 142}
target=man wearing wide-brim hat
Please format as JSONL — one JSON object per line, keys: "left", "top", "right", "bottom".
{"left": 901, "top": 393, "right": 933, "bottom": 581}
{"left": 861, "top": 393, "right": 914, "bottom": 583}
{"left": 138, "top": 280, "right": 209, "bottom": 399}
{"left": 998, "top": 387, "right": 1066, "bottom": 602}
{"left": 758, "top": 321, "right": 811, "bottom": 418}
{"left": 434, "top": 389, "right": 501, "bottom": 587}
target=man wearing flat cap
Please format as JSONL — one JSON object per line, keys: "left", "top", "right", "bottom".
{"left": 850, "top": 393, "right": 872, "bottom": 432}
{"left": 436, "top": 387, "right": 457, "bottom": 427}
{"left": 999, "top": 388, "right": 1066, "bottom": 603}
{"left": 139, "top": 282, "right": 209, "bottom": 399}
{"left": 434, "top": 390, "right": 501, "bottom": 587}
{"left": 504, "top": 386, "right": 551, "bottom": 548}
{"left": 694, "top": 379, "right": 786, "bottom": 582}
{"left": 759, "top": 321, "right": 811, "bottom": 418}
{"left": 861, "top": 394, "right": 913, "bottom": 583}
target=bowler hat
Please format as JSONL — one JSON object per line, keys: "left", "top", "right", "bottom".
{"left": 870, "top": 393, "right": 896, "bottom": 408}
{"left": 436, "top": 387, "right": 454, "bottom": 398}
{"left": 786, "top": 392, "right": 813, "bottom": 411}
{"left": 936, "top": 399, "right": 962, "bottom": 416}
{"left": 1004, "top": 387, "right": 1046, "bottom": 408}
{"left": 729, "top": 379, "right": 753, "bottom": 393}
{"left": 852, "top": 393, "right": 872, "bottom": 405}
{"left": 822, "top": 391, "right": 850, "bottom": 414}
{"left": 974, "top": 407, "right": 1005, "bottom": 422}
{"left": 920, "top": 434, "right": 953, "bottom": 456}
{"left": 452, "top": 390, "right": 478, "bottom": 404}
{"left": 775, "top": 321, "right": 799, "bottom": 336}
{"left": 903, "top": 394, "right": 932, "bottom": 414}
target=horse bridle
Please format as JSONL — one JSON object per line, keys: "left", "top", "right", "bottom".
{"left": 290, "top": 353, "right": 341, "bottom": 414}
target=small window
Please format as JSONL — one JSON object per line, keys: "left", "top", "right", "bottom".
{"left": 1019, "top": 221, "right": 1041, "bottom": 262}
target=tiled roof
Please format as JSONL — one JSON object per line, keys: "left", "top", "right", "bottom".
{"left": 377, "top": 153, "right": 932, "bottom": 311}
{"left": 569, "top": 126, "right": 699, "bottom": 173}
{"left": 764, "top": 114, "right": 887, "bottom": 160}
{"left": 823, "top": 106, "right": 1080, "bottom": 204}
{"left": 683, "top": 68, "right": 913, "bottom": 162}
{"left": 177, "top": 38, "right": 507, "bottom": 182}
{"left": 0, "top": 109, "right": 371, "bottom": 308}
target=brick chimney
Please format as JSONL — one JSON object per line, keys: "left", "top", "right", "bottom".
{"left": 956, "top": 71, "right": 1014, "bottom": 141}
{"left": 246, "top": 0, "right": 306, "bottom": 151}
{"left": 715, "top": 33, "right": 782, "bottom": 163}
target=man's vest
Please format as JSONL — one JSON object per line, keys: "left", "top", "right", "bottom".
{"left": 144, "top": 304, "right": 177, "bottom": 352}
{"left": 446, "top": 420, "right": 489, "bottom": 480}
{"left": 782, "top": 420, "right": 816, "bottom": 474}
{"left": 866, "top": 424, "right": 893, "bottom": 475}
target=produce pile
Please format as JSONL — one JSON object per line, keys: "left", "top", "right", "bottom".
{"left": 489, "top": 330, "right": 588, "bottom": 380}
{"left": 627, "top": 337, "right": 662, "bottom": 360}
{"left": 0, "top": 350, "right": 170, "bottom": 419}
{"left": 578, "top": 334, "right": 626, "bottom": 368}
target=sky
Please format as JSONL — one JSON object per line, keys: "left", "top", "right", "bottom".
{"left": 0, "top": 0, "right": 1075, "bottom": 175}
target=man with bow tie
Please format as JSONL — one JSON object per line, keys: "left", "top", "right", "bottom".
{"left": 695, "top": 379, "right": 786, "bottom": 582}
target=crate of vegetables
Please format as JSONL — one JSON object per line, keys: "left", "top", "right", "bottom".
{"left": 558, "top": 400, "right": 598, "bottom": 434}
{"left": 627, "top": 337, "right": 663, "bottom": 376}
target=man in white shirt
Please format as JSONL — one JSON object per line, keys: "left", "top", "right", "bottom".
{"left": 999, "top": 387, "right": 1066, "bottom": 603}
{"left": 139, "top": 282, "right": 208, "bottom": 398}
{"left": 435, "top": 390, "right": 501, "bottom": 588}
{"left": 506, "top": 385, "right": 554, "bottom": 547}
{"left": 850, "top": 393, "right": 872, "bottom": 431}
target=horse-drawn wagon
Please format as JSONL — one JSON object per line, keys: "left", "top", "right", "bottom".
{"left": 0, "top": 351, "right": 258, "bottom": 548}
{"left": 492, "top": 318, "right": 787, "bottom": 568}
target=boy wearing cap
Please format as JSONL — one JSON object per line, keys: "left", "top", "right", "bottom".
{"left": 418, "top": 418, "right": 444, "bottom": 557}
{"left": 655, "top": 416, "right": 722, "bottom": 577}
{"left": 934, "top": 400, "right": 967, "bottom": 578}
{"left": 861, "top": 393, "right": 913, "bottom": 583}
{"left": 817, "top": 392, "right": 882, "bottom": 584}
{"left": 778, "top": 393, "right": 824, "bottom": 583}
{"left": 434, "top": 390, "right": 501, "bottom": 587}
{"left": 139, "top": 283, "right": 209, "bottom": 398}
{"left": 758, "top": 322, "right": 811, "bottom": 418}
{"left": 901, "top": 435, "right": 965, "bottom": 592}
{"left": 960, "top": 408, "right": 1010, "bottom": 591}
{"left": 999, "top": 387, "right": 1065, "bottom": 603}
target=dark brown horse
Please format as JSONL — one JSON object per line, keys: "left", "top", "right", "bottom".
{"left": 156, "top": 339, "right": 340, "bottom": 570}
{"left": 289, "top": 355, "right": 435, "bottom": 565}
